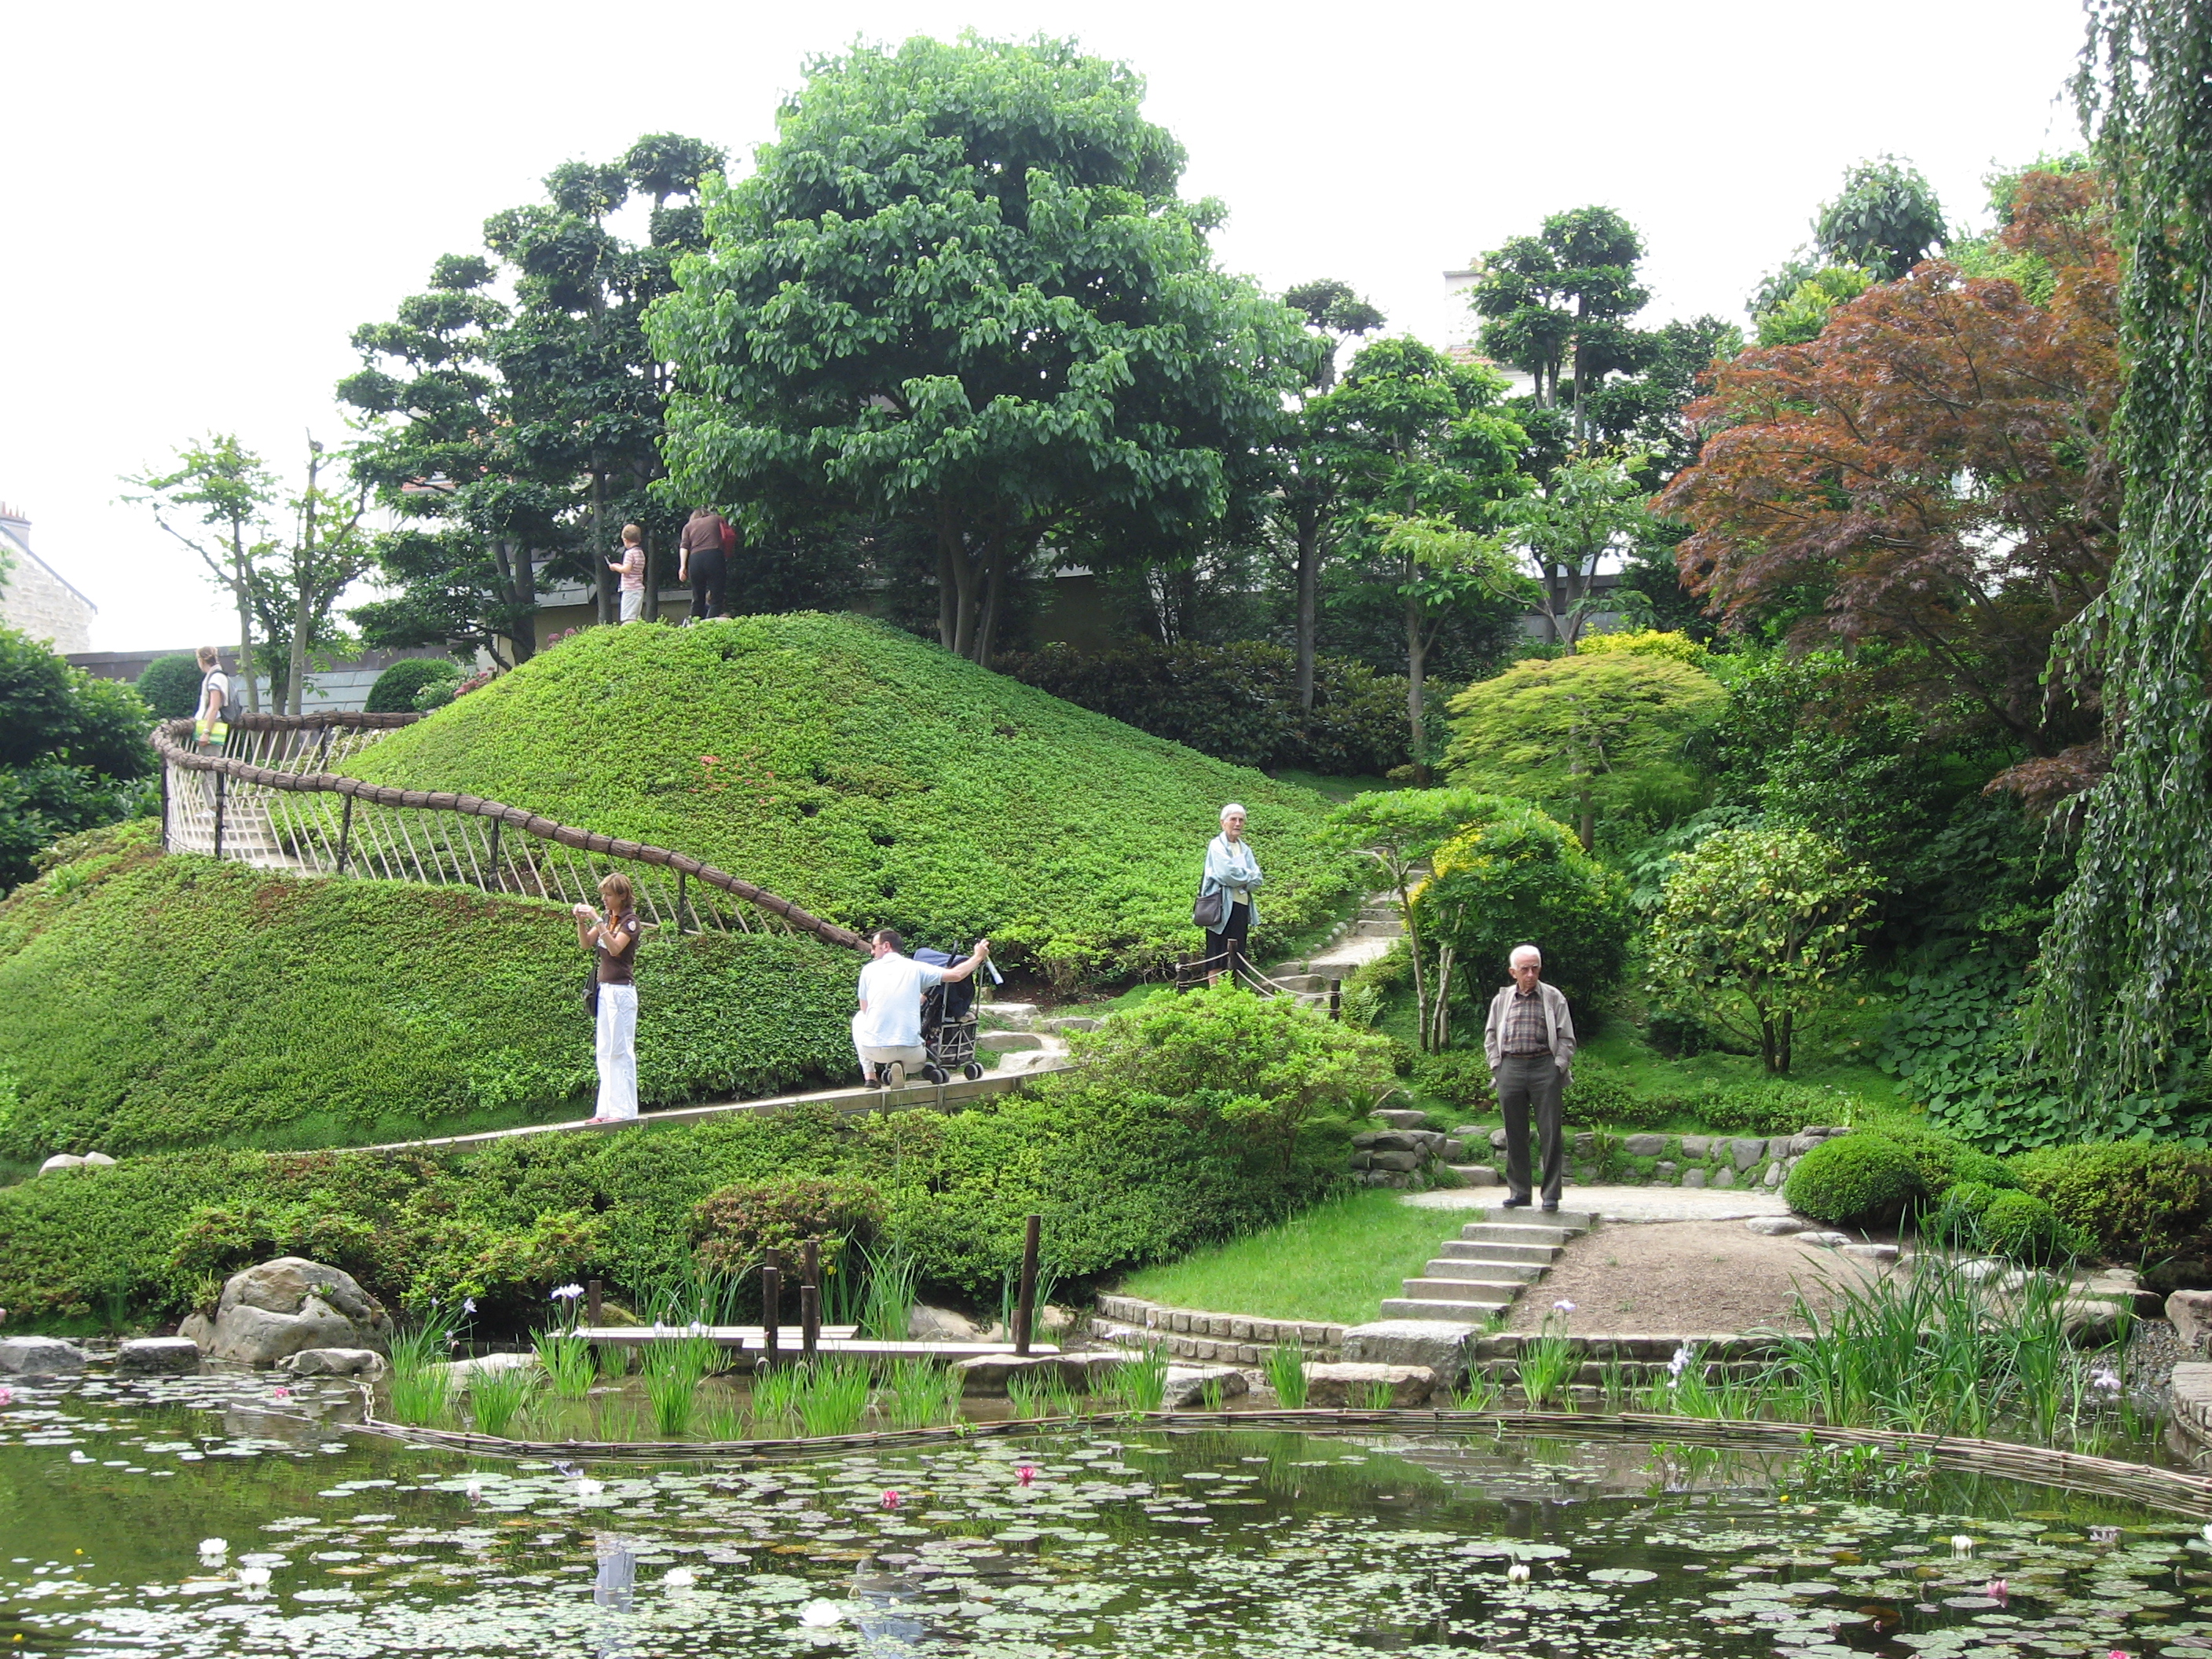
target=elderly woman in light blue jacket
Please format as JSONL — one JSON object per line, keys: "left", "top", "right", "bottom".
{"left": 1200, "top": 802, "right": 1264, "bottom": 986}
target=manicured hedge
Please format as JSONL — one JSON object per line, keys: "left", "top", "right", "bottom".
{"left": 0, "top": 826, "right": 855, "bottom": 1162}
{"left": 994, "top": 640, "right": 1413, "bottom": 775}
{"left": 364, "top": 657, "right": 462, "bottom": 713}
{"left": 346, "top": 615, "right": 1363, "bottom": 984}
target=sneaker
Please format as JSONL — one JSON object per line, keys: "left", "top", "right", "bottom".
{"left": 882, "top": 1060, "right": 906, "bottom": 1089}
{"left": 1500, "top": 1194, "right": 1533, "bottom": 1210}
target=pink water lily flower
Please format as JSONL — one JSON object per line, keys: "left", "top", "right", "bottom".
{"left": 880, "top": 1490, "right": 902, "bottom": 1510}
{"left": 1016, "top": 1465, "right": 1037, "bottom": 1487}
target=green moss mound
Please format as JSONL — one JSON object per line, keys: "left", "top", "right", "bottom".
{"left": 0, "top": 826, "right": 855, "bottom": 1162}
{"left": 365, "top": 657, "right": 462, "bottom": 713}
{"left": 1782, "top": 1133, "right": 1923, "bottom": 1226}
{"left": 1979, "top": 1188, "right": 2067, "bottom": 1264}
{"left": 346, "top": 615, "right": 1361, "bottom": 982}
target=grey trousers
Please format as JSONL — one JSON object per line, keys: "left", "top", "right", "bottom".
{"left": 1494, "top": 1052, "right": 1566, "bottom": 1204}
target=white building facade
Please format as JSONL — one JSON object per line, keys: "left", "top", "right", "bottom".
{"left": 0, "top": 504, "right": 96, "bottom": 653}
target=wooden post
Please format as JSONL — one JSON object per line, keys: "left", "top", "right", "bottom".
{"left": 801, "top": 1239, "right": 821, "bottom": 1355}
{"left": 487, "top": 819, "right": 502, "bottom": 892}
{"left": 335, "top": 794, "right": 354, "bottom": 876}
{"left": 212, "top": 769, "right": 226, "bottom": 859}
{"left": 1013, "top": 1213, "right": 1042, "bottom": 1357}
{"left": 676, "top": 869, "right": 688, "bottom": 933}
{"left": 159, "top": 757, "right": 171, "bottom": 852}
{"left": 761, "top": 1251, "right": 782, "bottom": 1368}
{"left": 1330, "top": 980, "right": 1342, "bottom": 1022}
{"left": 587, "top": 1279, "right": 603, "bottom": 1325}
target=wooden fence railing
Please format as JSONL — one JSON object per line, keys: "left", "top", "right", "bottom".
{"left": 156, "top": 712, "right": 865, "bottom": 952}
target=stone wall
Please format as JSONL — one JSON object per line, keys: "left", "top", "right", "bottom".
{"left": 0, "top": 546, "right": 93, "bottom": 654}
{"left": 1093, "top": 1294, "right": 1343, "bottom": 1364}
{"left": 1358, "top": 1119, "right": 1855, "bottom": 1192}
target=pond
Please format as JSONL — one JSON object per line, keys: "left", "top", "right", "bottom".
{"left": 3, "top": 1363, "right": 2209, "bottom": 1657}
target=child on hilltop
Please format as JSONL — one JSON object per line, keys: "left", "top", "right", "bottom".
{"left": 609, "top": 524, "right": 646, "bottom": 623}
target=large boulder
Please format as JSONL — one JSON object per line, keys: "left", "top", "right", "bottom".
{"left": 0, "top": 1336, "right": 87, "bottom": 1375}
{"left": 2170, "top": 1288, "right": 2212, "bottom": 1352}
{"left": 192, "top": 1258, "right": 394, "bottom": 1368}
{"left": 1299, "top": 1362, "right": 1435, "bottom": 1407}
{"left": 279, "top": 1348, "right": 389, "bottom": 1379}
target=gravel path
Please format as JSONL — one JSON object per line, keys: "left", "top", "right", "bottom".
{"left": 1495, "top": 1218, "right": 1862, "bottom": 1335}
{"left": 1403, "top": 1183, "right": 1794, "bottom": 1223}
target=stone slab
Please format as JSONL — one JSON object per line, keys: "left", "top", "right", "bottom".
{"left": 2170, "top": 1289, "right": 2212, "bottom": 1352}
{"left": 1162, "top": 1365, "right": 1250, "bottom": 1409}
{"left": 281, "top": 1347, "right": 388, "bottom": 1379}
{"left": 1339, "top": 1320, "right": 1474, "bottom": 1388}
{"left": 1745, "top": 1216, "right": 1809, "bottom": 1236}
{"left": 115, "top": 1337, "right": 202, "bottom": 1375}
{"left": 1298, "top": 1362, "right": 1436, "bottom": 1407}
{"left": 2171, "top": 1362, "right": 2212, "bottom": 1447}
{"left": 1404, "top": 1183, "right": 1791, "bottom": 1222}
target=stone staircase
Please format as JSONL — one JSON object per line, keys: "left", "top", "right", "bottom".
{"left": 1268, "top": 894, "right": 1406, "bottom": 1009}
{"left": 1379, "top": 1207, "right": 1598, "bottom": 1324}
{"left": 973, "top": 1002, "right": 1076, "bottom": 1075}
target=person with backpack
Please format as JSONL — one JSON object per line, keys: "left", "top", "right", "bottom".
{"left": 679, "top": 506, "right": 731, "bottom": 622}
{"left": 192, "top": 645, "right": 232, "bottom": 749}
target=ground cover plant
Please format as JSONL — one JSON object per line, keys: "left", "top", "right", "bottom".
{"left": 0, "top": 824, "right": 855, "bottom": 1161}
{"left": 346, "top": 615, "right": 1362, "bottom": 984}
{"left": 0, "top": 987, "right": 1369, "bottom": 1330}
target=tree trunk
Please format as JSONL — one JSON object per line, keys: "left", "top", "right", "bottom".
{"left": 287, "top": 454, "right": 320, "bottom": 716}
{"left": 974, "top": 533, "right": 1009, "bottom": 665}
{"left": 591, "top": 471, "right": 612, "bottom": 626}
{"left": 1401, "top": 876, "right": 1433, "bottom": 1054}
{"left": 230, "top": 550, "right": 260, "bottom": 715}
{"left": 1295, "top": 505, "right": 1321, "bottom": 713}
{"left": 511, "top": 541, "right": 538, "bottom": 663}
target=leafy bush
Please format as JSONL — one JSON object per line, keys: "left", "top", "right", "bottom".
{"left": 692, "top": 1177, "right": 884, "bottom": 1275}
{"left": 1044, "top": 984, "right": 1393, "bottom": 1173}
{"left": 365, "top": 657, "right": 463, "bottom": 714}
{"left": 2011, "top": 1141, "right": 2212, "bottom": 1261}
{"left": 0, "top": 833, "right": 856, "bottom": 1159}
{"left": 1417, "top": 797, "right": 1632, "bottom": 1010}
{"left": 1646, "top": 824, "right": 1874, "bottom": 1074}
{"left": 0, "top": 1067, "right": 1348, "bottom": 1328}
{"left": 134, "top": 654, "right": 203, "bottom": 720}
{"left": 1979, "top": 1189, "right": 2067, "bottom": 1263}
{"left": 994, "top": 641, "right": 1414, "bottom": 775}
{"left": 1932, "top": 1179, "right": 2001, "bottom": 1243}
{"left": 0, "top": 628, "right": 155, "bottom": 892}
{"left": 1885, "top": 1130, "right": 2018, "bottom": 1201}
{"left": 1408, "top": 1047, "right": 1496, "bottom": 1113}
{"left": 1783, "top": 1133, "right": 1923, "bottom": 1226}
{"left": 346, "top": 615, "right": 1362, "bottom": 984}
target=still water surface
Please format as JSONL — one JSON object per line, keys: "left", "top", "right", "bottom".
{"left": 0, "top": 1364, "right": 2205, "bottom": 1656}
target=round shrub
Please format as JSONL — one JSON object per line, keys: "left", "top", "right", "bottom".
{"left": 364, "top": 657, "right": 462, "bottom": 714}
{"left": 1932, "top": 1179, "right": 2001, "bottom": 1243}
{"left": 1980, "top": 1189, "right": 2067, "bottom": 1265}
{"left": 1783, "top": 1133, "right": 1923, "bottom": 1226}
{"left": 134, "top": 654, "right": 204, "bottom": 721}
{"left": 1419, "top": 797, "right": 1633, "bottom": 1011}
{"left": 690, "top": 1177, "right": 884, "bottom": 1276}
{"left": 1888, "top": 1132, "right": 2020, "bottom": 1202}
{"left": 2011, "top": 1141, "right": 2212, "bottom": 1260}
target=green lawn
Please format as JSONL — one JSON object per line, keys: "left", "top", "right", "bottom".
{"left": 1113, "top": 1188, "right": 1467, "bottom": 1325}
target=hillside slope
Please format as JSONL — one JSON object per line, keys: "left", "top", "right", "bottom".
{"left": 347, "top": 614, "right": 1360, "bottom": 980}
{"left": 0, "top": 825, "right": 855, "bottom": 1163}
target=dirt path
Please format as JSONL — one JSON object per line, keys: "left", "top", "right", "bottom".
{"left": 1500, "top": 1219, "right": 1873, "bottom": 1335}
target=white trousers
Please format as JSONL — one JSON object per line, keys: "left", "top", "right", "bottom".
{"left": 618, "top": 588, "right": 643, "bottom": 622}
{"left": 595, "top": 983, "right": 639, "bottom": 1120}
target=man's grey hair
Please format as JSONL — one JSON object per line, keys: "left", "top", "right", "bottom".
{"left": 1220, "top": 803, "right": 1247, "bottom": 823}
{"left": 1510, "top": 943, "right": 1543, "bottom": 966}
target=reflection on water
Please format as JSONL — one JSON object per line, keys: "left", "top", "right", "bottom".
{"left": 0, "top": 1356, "right": 2200, "bottom": 1656}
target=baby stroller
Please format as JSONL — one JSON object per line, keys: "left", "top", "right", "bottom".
{"left": 914, "top": 947, "right": 986, "bottom": 1083}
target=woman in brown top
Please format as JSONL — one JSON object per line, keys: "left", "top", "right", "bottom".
{"left": 678, "top": 507, "right": 730, "bottom": 622}
{"left": 573, "top": 873, "right": 642, "bottom": 1122}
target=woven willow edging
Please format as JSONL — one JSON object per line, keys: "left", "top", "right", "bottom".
{"left": 156, "top": 716, "right": 864, "bottom": 952}
{"left": 323, "top": 1404, "right": 2212, "bottom": 1518}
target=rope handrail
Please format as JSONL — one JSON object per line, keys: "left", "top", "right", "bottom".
{"left": 154, "top": 717, "right": 866, "bottom": 953}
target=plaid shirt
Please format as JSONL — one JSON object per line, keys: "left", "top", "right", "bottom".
{"left": 1500, "top": 987, "right": 1551, "bottom": 1055}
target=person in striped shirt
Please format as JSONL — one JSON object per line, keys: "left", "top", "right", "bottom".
{"left": 609, "top": 523, "right": 646, "bottom": 622}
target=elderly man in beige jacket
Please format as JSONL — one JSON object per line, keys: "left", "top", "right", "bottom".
{"left": 1482, "top": 943, "right": 1577, "bottom": 1213}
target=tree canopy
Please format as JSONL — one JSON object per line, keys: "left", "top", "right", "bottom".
{"left": 0, "top": 631, "right": 152, "bottom": 892}
{"left": 648, "top": 36, "right": 1311, "bottom": 663}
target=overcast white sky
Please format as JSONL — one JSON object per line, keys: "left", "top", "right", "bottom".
{"left": 2, "top": 0, "right": 2088, "bottom": 654}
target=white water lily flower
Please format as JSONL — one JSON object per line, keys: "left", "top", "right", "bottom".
{"left": 2203, "top": 1522, "right": 2212, "bottom": 1547}
{"left": 236, "top": 1566, "right": 272, "bottom": 1589}
{"left": 663, "top": 1567, "right": 697, "bottom": 1588}
{"left": 575, "top": 1478, "right": 606, "bottom": 1499}
{"left": 197, "top": 1539, "right": 227, "bottom": 1558}
{"left": 798, "top": 1599, "right": 844, "bottom": 1628}
{"left": 1949, "top": 1535, "right": 1975, "bottom": 1556}
{"left": 1506, "top": 1562, "right": 1532, "bottom": 1583}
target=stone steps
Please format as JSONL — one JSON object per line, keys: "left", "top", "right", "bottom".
{"left": 1375, "top": 1208, "right": 1595, "bottom": 1328}
{"left": 1421, "top": 1257, "right": 1544, "bottom": 1284}
{"left": 1378, "top": 1295, "right": 1514, "bottom": 1323}
{"left": 1437, "top": 1239, "right": 1560, "bottom": 1268}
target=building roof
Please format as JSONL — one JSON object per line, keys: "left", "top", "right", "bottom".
{"left": 0, "top": 504, "right": 98, "bottom": 614}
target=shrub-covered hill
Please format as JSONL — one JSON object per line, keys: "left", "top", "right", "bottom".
{"left": 346, "top": 614, "right": 1361, "bottom": 982}
{"left": 0, "top": 825, "right": 854, "bottom": 1163}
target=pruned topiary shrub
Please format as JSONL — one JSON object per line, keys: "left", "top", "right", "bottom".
{"left": 1783, "top": 1133, "right": 1923, "bottom": 1227}
{"left": 364, "top": 657, "right": 463, "bottom": 713}
{"left": 1979, "top": 1189, "right": 2068, "bottom": 1265}
{"left": 2010, "top": 1141, "right": 2212, "bottom": 1262}
{"left": 692, "top": 1177, "right": 884, "bottom": 1276}
{"left": 1932, "top": 1179, "right": 2002, "bottom": 1244}
{"left": 1885, "top": 1130, "right": 2020, "bottom": 1202}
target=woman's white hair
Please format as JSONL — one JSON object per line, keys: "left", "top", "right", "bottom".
{"left": 1220, "top": 803, "right": 1247, "bottom": 824}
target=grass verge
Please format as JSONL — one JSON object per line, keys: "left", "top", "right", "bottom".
{"left": 1113, "top": 1188, "right": 1457, "bottom": 1326}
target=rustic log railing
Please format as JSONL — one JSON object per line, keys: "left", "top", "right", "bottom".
{"left": 156, "top": 712, "right": 865, "bottom": 952}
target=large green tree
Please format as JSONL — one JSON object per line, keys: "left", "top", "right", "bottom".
{"left": 1320, "top": 336, "right": 1527, "bottom": 774}
{"left": 1467, "top": 206, "right": 1649, "bottom": 445}
{"left": 122, "top": 435, "right": 275, "bottom": 713}
{"left": 343, "top": 135, "right": 723, "bottom": 660}
{"left": 648, "top": 35, "right": 1311, "bottom": 663}
{"left": 2033, "top": 0, "right": 2212, "bottom": 1111}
